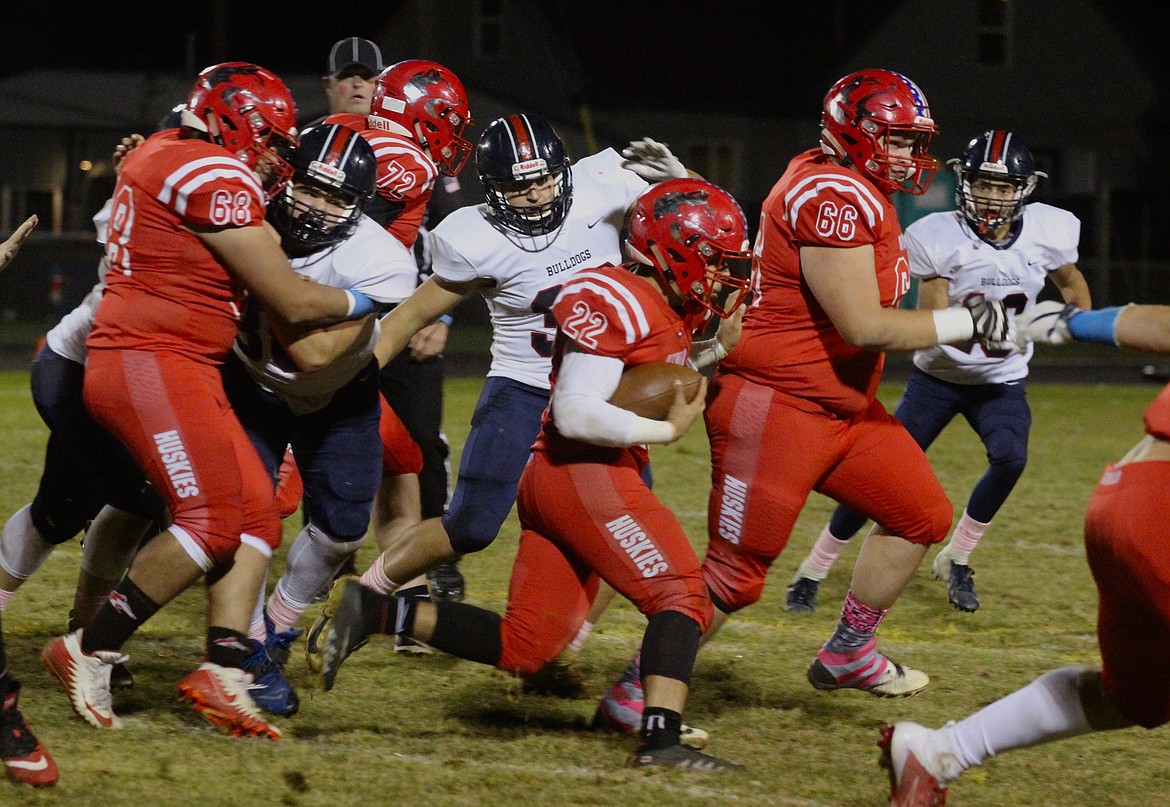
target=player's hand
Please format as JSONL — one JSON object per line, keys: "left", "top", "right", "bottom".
{"left": 1013, "top": 300, "right": 1079, "bottom": 348}
{"left": 715, "top": 299, "right": 745, "bottom": 356}
{"left": 964, "top": 294, "right": 1014, "bottom": 349}
{"left": 664, "top": 376, "right": 707, "bottom": 443}
{"left": 112, "top": 134, "right": 145, "bottom": 176}
{"left": 409, "top": 320, "right": 449, "bottom": 361}
{"left": 621, "top": 137, "right": 687, "bottom": 183}
{"left": 0, "top": 214, "right": 37, "bottom": 271}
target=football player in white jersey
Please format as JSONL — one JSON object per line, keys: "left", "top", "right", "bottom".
{"left": 221, "top": 123, "right": 419, "bottom": 716}
{"left": 307, "top": 114, "right": 702, "bottom": 682}
{"left": 785, "top": 130, "right": 1091, "bottom": 615}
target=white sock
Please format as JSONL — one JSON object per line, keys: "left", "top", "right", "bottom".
{"left": 275, "top": 523, "right": 365, "bottom": 618}
{"left": 360, "top": 555, "right": 400, "bottom": 595}
{"left": 935, "top": 666, "right": 1093, "bottom": 771}
{"left": 798, "top": 523, "right": 852, "bottom": 581}
{"left": 0, "top": 505, "right": 55, "bottom": 581}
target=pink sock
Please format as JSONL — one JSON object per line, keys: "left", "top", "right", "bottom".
{"left": 0, "top": 589, "right": 13, "bottom": 612}
{"left": 265, "top": 587, "right": 303, "bottom": 635}
{"left": 359, "top": 556, "right": 399, "bottom": 595}
{"left": 841, "top": 590, "right": 888, "bottom": 633}
{"left": 804, "top": 523, "right": 852, "bottom": 578}
{"left": 949, "top": 511, "right": 989, "bottom": 564}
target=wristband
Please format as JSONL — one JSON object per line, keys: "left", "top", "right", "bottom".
{"left": 1066, "top": 306, "right": 1123, "bottom": 345}
{"left": 932, "top": 308, "right": 976, "bottom": 344}
{"left": 344, "top": 289, "right": 377, "bottom": 319}
{"left": 438, "top": 314, "right": 454, "bottom": 327}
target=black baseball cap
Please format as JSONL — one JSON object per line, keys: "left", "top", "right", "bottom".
{"left": 327, "top": 37, "right": 384, "bottom": 79}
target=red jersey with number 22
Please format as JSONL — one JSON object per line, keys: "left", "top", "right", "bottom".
{"left": 720, "top": 148, "right": 912, "bottom": 417}
{"left": 536, "top": 265, "right": 691, "bottom": 464}
{"left": 89, "top": 130, "right": 268, "bottom": 363}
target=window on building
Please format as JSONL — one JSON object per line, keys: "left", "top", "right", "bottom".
{"left": 476, "top": 0, "right": 503, "bottom": 57}
{"left": 976, "top": 0, "right": 1012, "bottom": 67}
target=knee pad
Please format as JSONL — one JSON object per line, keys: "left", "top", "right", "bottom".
{"left": 443, "top": 502, "right": 507, "bottom": 555}
{"left": 642, "top": 610, "right": 702, "bottom": 684}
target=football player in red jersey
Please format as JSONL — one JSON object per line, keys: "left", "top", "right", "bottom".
{"left": 319, "top": 178, "right": 752, "bottom": 771}
{"left": 879, "top": 301, "right": 1170, "bottom": 806}
{"left": 39, "top": 62, "right": 378, "bottom": 740}
{"left": 597, "top": 69, "right": 1015, "bottom": 720}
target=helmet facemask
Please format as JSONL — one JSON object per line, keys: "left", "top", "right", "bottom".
{"left": 270, "top": 177, "right": 364, "bottom": 251}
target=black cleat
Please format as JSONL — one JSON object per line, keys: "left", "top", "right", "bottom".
{"left": 320, "top": 577, "right": 370, "bottom": 692}
{"left": 629, "top": 743, "right": 743, "bottom": 771}
{"left": 784, "top": 576, "right": 821, "bottom": 614}
{"left": 946, "top": 563, "right": 980, "bottom": 613}
{"left": 428, "top": 560, "right": 465, "bottom": 602}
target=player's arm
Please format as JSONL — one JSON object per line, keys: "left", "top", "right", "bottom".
{"left": 914, "top": 276, "right": 949, "bottom": 311}
{"left": 803, "top": 244, "right": 949, "bottom": 350}
{"left": 552, "top": 344, "right": 706, "bottom": 447}
{"left": 198, "top": 224, "right": 369, "bottom": 327}
{"left": 279, "top": 315, "right": 377, "bottom": 373}
{"left": 0, "top": 214, "right": 37, "bottom": 271}
{"left": 1049, "top": 262, "right": 1092, "bottom": 309}
{"left": 373, "top": 274, "right": 484, "bottom": 367}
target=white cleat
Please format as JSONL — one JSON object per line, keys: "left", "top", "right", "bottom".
{"left": 41, "top": 629, "right": 127, "bottom": 729}
{"left": 878, "top": 721, "right": 960, "bottom": 806}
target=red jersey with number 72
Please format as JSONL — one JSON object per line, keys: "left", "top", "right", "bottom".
{"left": 88, "top": 130, "right": 268, "bottom": 363}
{"left": 720, "top": 148, "right": 911, "bottom": 418}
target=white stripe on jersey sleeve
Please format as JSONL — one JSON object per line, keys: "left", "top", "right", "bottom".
{"left": 783, "top": 171, "right": 884, "bottom": 230}
{"left": 561, "top": 270, "right": 651, "bottom": 344}
{"left": 159, "top": 156, "right": 264, "bottom": 208}
{"left": 171, "top": 168, "right": 264, "bottom": 218}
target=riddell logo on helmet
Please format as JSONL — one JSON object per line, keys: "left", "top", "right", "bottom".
{"left": 511, "top": 158, "right": 547, "bottom": 179}
{"left": 308, "top": 160, "right": 346, "bottom": 185}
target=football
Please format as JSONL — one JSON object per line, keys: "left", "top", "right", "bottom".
{"left": 608, "top": 362, "right": 704, "bottom": 420}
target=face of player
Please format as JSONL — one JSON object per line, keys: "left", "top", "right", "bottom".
{"left": 501, "top": 172, "right": 562, "bottom": 224}
{"left": 325, "top": 68, "right": 377, "bottom": 116}
{"left": 288, "top": 180, "right": 356, "bottom": 220}
{"left": 882, "top": 132, "right": 920, "bottom": 184}
{"left": 968, "top": 176, "right": 1018, "bottom": 218}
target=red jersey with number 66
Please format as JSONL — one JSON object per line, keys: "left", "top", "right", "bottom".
{"left": 720, "top": 148, "right": 911, "bottom": 417}
{"left": 88, "top": 130, "right": 268, "bottom": 363}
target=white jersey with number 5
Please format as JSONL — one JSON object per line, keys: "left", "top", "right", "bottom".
{"left": 908, "top": 203, "right": 1079, "bottom": 385}
{"left": 430, "top": 148, "right": 648, "bottom": 390}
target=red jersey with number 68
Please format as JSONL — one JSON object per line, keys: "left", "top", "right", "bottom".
{"left": 720, "top": 148, "right": 912, "bottom": 418}
{"left": 88, "top": 130, "right": 268, "bottom": 363}
{"left": 535, "top": 265, "right": 692, "bottom": 464}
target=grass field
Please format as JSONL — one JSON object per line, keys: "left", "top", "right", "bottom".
{"left": 0, "top": 366, "right": 1167, "bottom": 806}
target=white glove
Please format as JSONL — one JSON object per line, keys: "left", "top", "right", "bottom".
{"left": 1013, "top": 300, "right": 1078, "bottom": 348}
{"left": 964, "top": 294, "right": 1014, "bottom": 350}
{"left": 621, "top": 137, "right": 687, "bottom": 182}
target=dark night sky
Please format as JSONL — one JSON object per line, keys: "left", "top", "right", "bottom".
{"left": 0, "top": 2, "right": 1164, "bottom": 111}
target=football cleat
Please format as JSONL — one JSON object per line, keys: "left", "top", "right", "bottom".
{"left": 320, "top": 576, "right": 371, "bottom": 691}
{"left": 932, "top": 546, "right": 979, "bottom": 613}
{"left": 629, "top": 743, "right": 743, "bottom": 772}
{"left": 522, "top": 652, "right": 588, "bottom": 699}
{"left": 1, "top": 681, "right": 58, "bottom": 787}
{"left": 879, "top": 722, "right": 957, "bottom": 806}
{"left": 243, "top": 637, "right": 300, "bottom": 717}
{"left": 394, "top": 634, "right": 436, "bottom": 655}
{"left": 593, "top": 679, "right": 710, "bottom": 749}
{"left": 784, "top": 575, "right": 821, "bottom": 614}
{"left": 176, "top": 663, "right": 281, "bottom": 740}
{"left": 808, "top": 644, "right": 929, "bottom": 698}
{"left": 40, "top": 630, "right": 127, "bottom": 729}
{"left": 427, "top": 560, "right": 465, "bottom": 602}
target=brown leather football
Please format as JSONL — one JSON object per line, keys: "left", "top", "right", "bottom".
{"left": 607, "top": 362, "right": 703, "bottom": 420}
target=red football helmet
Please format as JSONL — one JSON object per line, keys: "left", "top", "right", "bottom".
{"left": 368, "top": 59, "right": 473, "bottom": 176}
{"left": 182, "top": 62, "right": 299, "bottom": 196}
{"left": 820, "top": 68, "right": 938, "bottom": 196}
{"left": 625, "top": 178, "right": 753, "bottom": 323}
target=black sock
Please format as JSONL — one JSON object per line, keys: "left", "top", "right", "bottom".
{"left": 640, "top": 707, "right": 683, "bottom": 749}
{"left": 81, "top": 578, "right": 160, "bottom": 655}
{"left": 360, "top": 587, "right": 397, "bottom": 635}
{"left": 205, "top": 627, "right": 251, "bottom": 669}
